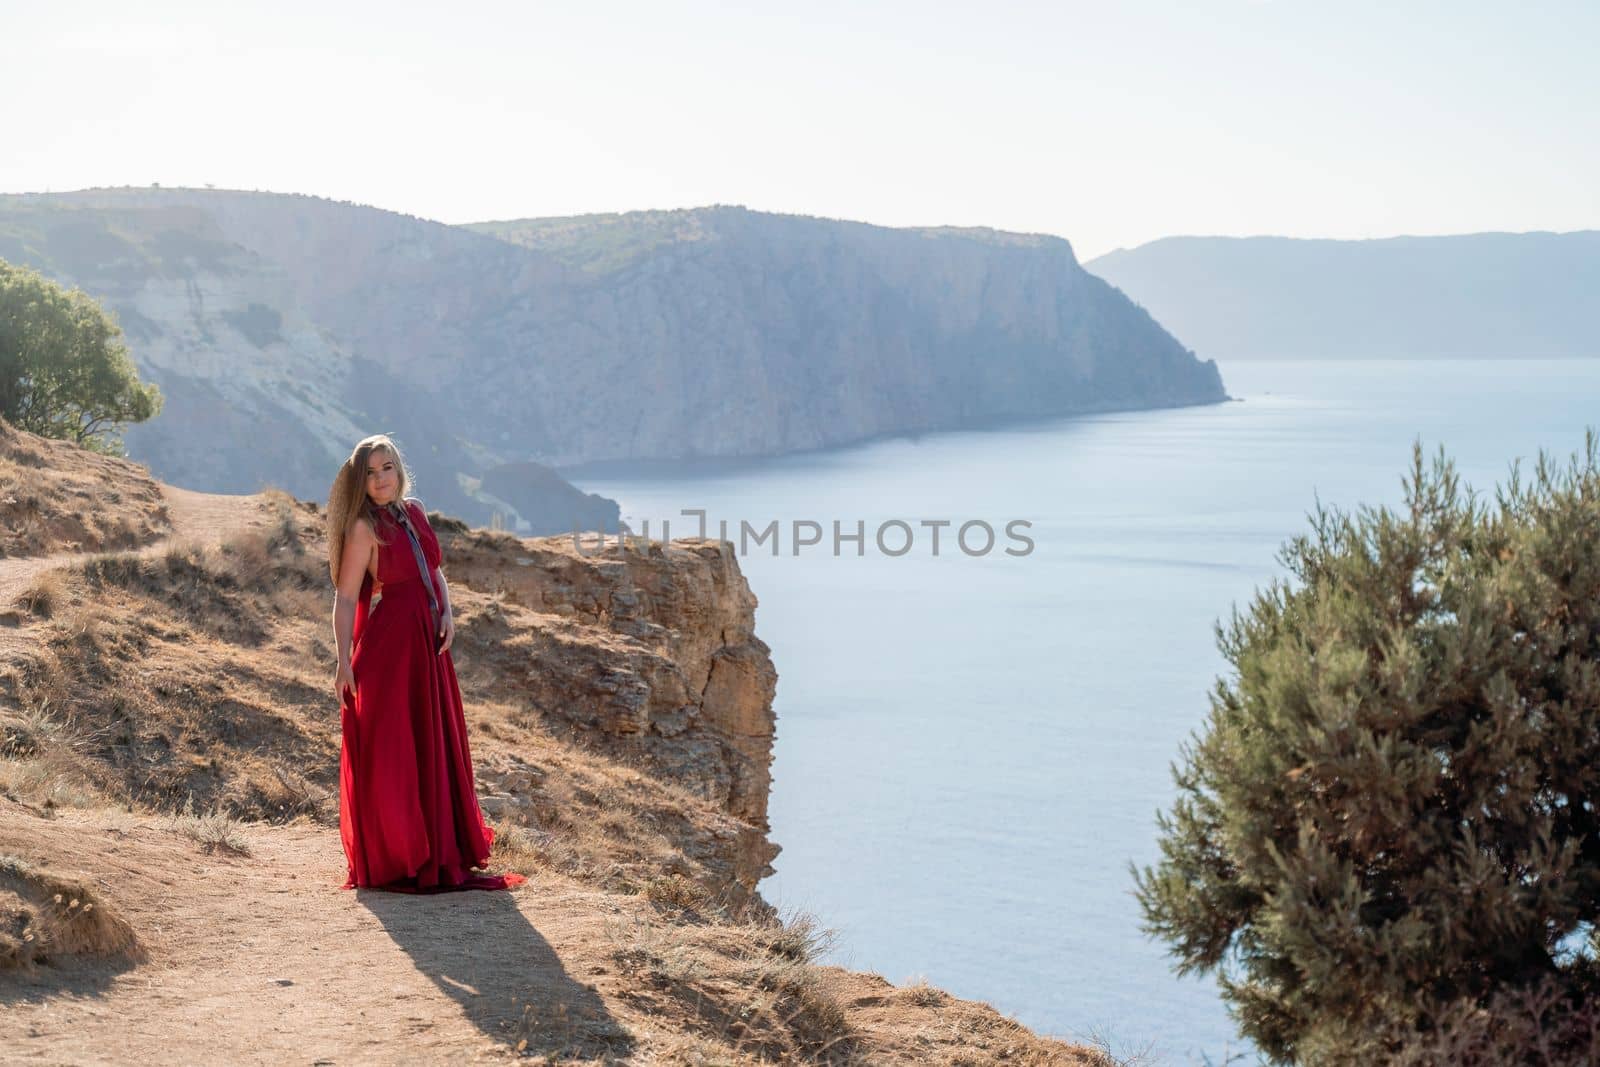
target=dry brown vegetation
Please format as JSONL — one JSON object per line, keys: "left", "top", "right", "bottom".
{"left": 0, "top": 849, "right": 141, "bottom": 971}
{"left": 0, "top": 421, "right": 1105, "bottom": 1063}
{"left": 0, "top": 416, "right": 172, "bottom": 558}
{"left": 6, "top": 490, "right": 787, "bottom": 920}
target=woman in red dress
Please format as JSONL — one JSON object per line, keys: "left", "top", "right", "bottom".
{"left": 325, "top": 433, "right": 525, "bottom": 893}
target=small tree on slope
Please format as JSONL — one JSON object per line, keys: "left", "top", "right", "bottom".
{"left": 0, "top": 258, "right": 162, "bottom": 455}
{"left": 1134, "top": 434, "right": 1600, "bottom": 1065}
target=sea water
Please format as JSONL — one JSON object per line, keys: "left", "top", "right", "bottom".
{"left": 563, "top": 358, "right": 1600, "bottom": 1063}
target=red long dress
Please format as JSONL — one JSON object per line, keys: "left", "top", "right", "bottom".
{"left": 338, "top": 497, "right": 525, "bottom": 893}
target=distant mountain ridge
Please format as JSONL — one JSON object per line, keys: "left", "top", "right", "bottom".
{"left": 465, "top": 208, "right": 1086, "bottom": 275}
{"left": 0, "top": 188, "right": 1227, "bottom": 528}
{"left": 1087, "top": 231, "right": 1600, "bottom": 361}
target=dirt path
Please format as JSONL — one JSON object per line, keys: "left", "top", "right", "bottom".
{"left": 1, "top": 805, "right": 630, "bottom": 1064}
{"left": 0, "top": 483, "right": 1095, "bottom": 1065}
{"left": 0, "top": 486, "right": 636, "bottom": 1062}
{"left": 0, "top": 484, "right": 278, "bottom": 659}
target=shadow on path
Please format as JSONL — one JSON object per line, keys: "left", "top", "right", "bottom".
{"left": 0, "top": 954, "right": 138, "bottom": 1006}
{"left": 360, "top": 887, "right": 635, "bottom": 1061}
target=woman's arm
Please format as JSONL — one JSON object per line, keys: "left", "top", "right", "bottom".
{"left": 333, "top": 520, "right": 375, "bottom": 673}
{"left": 432, "top": 564, "right": 456, "bottom": 652}
{"left": 432, "top": 565, "right": 453, "bottom": 619}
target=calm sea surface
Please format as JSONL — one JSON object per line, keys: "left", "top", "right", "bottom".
{"left": 564, "top": 359, "right": 1600, "bottom": 1063}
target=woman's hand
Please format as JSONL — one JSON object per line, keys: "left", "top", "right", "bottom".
{"left": 438, "top": 611, "right": 455, "bottom": 654}
{"left": 335, "top": 661, "right": 356, "bottom": 704}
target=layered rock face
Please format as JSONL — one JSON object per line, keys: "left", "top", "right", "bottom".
{"left": 1, "top": 406, "right": 781, "bottom": 906}
{"left": 428, "top": 516, "right": 782, "bottom": 903}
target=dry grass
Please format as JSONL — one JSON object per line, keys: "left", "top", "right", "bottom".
{"left": 753, "top": 908, "right": 835, "bottom": 963}
{"left": 215, "top": 528, "right": 276, "bottom": 588}
{"left": 0, "top": 417, "right": 171, "bottom": 557}
{"left": 1073, "top": 1025, "right": 1162, "bottom": 1067}
{"left": 741, "top": 953, "right": 852, "bottom": 1054}
{"left": 897, "top": 975, "right": 948, "bottom": 1008}
{"left": 476, "top": 748, "right": 773, "bottom": 919}
{"left": 0, "top": 853, "right": 141, "bottom": 969}
{"left": 607, "top": 911, "right": 715, "bottom": 984}
{"left": 0, "top": 699, "right": 111, "bottom": 812}
{"left": 167, "top": 793, "right": 252, "bottom": 855}
{"left": 0, "top": 454, "right": 1107, "bottom": 1065}
{"left": 645, "top": 873, "right": 709, "bottom": 911}
{"left": 647, "top": 1033, "right": 766, "bottom": 1066}
{"left": 6, "top": 530, "right": 341, "bottom": 823}
{"left": 15, "top": 569, "right": 64, "bottom": 618}
{"left": 507, "top": 995, "right": 638, "bottom": 1063}
{"left": 600, "top": 905, "right": 858, "bottom": 1063}
{"left": 263, "top": 759, "right": 332, "bottom": 823}
{"left": 5, "top": 486, "right": 769, "bottom": 914}
{"left": 486, "top": 819, "right": 546, "bottom": 874}
{"left": 1, "top": 704, "right": 70, "bottom": 760}
{"left": 0, "top": 749, "right": 106, "bottom": 812}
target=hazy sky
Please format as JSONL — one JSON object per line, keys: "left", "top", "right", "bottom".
{"left": 4, "top": 1, "right": 1595, "bottom": 260}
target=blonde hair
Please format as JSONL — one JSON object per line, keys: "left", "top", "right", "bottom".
{"left": 325, "top": 434, "right": 416, "bottom": 587}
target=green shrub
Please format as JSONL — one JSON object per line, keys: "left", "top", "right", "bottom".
{"left": 1135, "top": 433, "right": 1600, "bottom": 1065}
{"left": 0, "top": 258, "right": 162, "bottom": 454}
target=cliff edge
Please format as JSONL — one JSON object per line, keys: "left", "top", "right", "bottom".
{"left": 0, "top": 420, "right": 1107, "bottom": 1064}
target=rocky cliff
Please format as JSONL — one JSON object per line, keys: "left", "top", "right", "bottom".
{"left": 464, "top": 207, "right": 1228, "bottom": 472}
{"left": 1, "top": 421, "right": 780, "bottom": 911}
{"left": 429, "top": 516, "right": 784, "bottom": 902}
{"left": 2, "top": 188, "right": 1225, "bottom": 529}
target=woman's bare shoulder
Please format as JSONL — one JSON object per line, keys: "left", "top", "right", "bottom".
{"left": 349, "top": 514, "right": 378, "bottom": 541}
